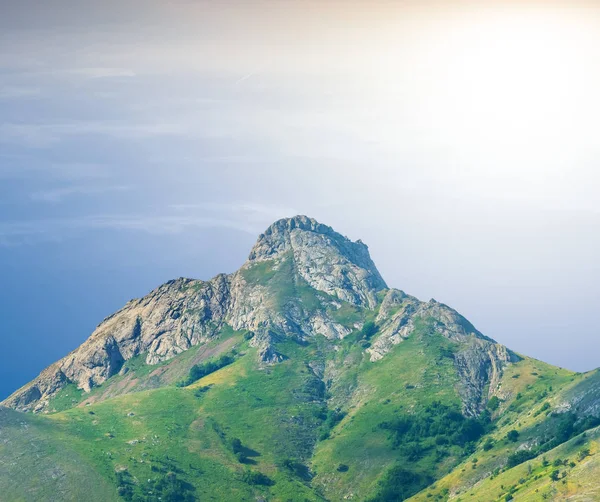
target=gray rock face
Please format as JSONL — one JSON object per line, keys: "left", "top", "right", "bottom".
{"left": 247, "top": 216, "right": 387, "bottom": 308}
{"left": 454, "top": 339, "right": 516, "bottom": 416}
{"left": 2, "top": 215, "right": 515, "bottom": 416}
{"left": 558, "top": 370, "right": 600, "bottom": 419}
{"left": 225, "top": 216, "right": 384, "bottom": 347}
{"left": 4, "top": 276, "right": 233, "bottom": 411}
{"left": 369, "top": 291, "right": 518, "bottom": 415}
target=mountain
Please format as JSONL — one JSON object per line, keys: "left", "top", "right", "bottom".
{"left": 2, "top": 215, "right": 600, "bottom": 502}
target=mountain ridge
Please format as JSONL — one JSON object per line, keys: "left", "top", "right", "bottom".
{"left": 2, "top": 215, "right": 511, "bottom": 416}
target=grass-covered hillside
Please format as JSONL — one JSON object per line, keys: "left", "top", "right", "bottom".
{"left": 5, "top": 309, "right": 599, "bottom": 502}
{"left": 407, "top": 368, "right": 600, "bottom": 502}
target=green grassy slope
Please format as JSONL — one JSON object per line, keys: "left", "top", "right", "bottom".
{"left": 4, "top": 329, "right": 600, "bottom": 502}
{"left": 0, "top": 407, "right": 118, "bottom": 502}
{"left": 0, "top": 315, "right": 512, "bottom": 502}
{"left": 311, "top": 324, "right": 464, "bottom": 500}
{"left": 3, "top": 361, "right": 323, "bottom": 502}
{"left": 407, "top": 363, "right": 600, "bottom": 501}
{"left": 430, "top": 426, "right": 600, "bottom": 501}
{"left": 44, "top": 326, "right": 244, "bottom": 413}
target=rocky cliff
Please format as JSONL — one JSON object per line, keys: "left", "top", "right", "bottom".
{"left": 2, "top": 215, "right": 515, "bottom": 415}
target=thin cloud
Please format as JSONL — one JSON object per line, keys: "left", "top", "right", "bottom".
{"left": 232, "top": 63, "right": 269, "bottom": 88}
{"left": 0, "top": 121, "right": 187, "bottom": 148}
{"left": 169, "top": 201, "right": 298, "bottom": 217}
{"left": 0, "top": 215, "right": 244, "bottom": 247}
{"left": 0, "top": 160, "right": 111, "bottom": 181}
{"left": 0, "top": 86, "right": 41, "bottom": 99}
{"left": 63, "top": 68, "right": 136, "bottom": 79}
{"left": 233, "top": 71, "right": 256, "bottom": 86}
{"left": 3, "top": 68, "right": 137, "bottom": 80}
{"left": 0, "top": 203, "right": 292, "bottom": 246}
{"left": 29, "top": 185, "right": 130, "bottom": 203}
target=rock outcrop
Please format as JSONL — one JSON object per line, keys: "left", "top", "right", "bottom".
{"left": 247, "top": 215, "right": 387, "bottom": 308}
{"left": 368, "top": 291, "right": 519, "bottom": 415}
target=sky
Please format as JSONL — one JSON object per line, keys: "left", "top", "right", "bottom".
{"left": 1, "top": 0, "right": 600, "bottom": 400}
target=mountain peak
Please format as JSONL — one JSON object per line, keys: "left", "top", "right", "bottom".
{"left": 265, "top": 215, "right": 326, "bottom": 234}
{"left": 248, "top": 215, "right": 373, "bottom": 263}
{"left": 248, "top": 215, "right": 336, "bottom": 260}
{"left": 246, "top": 215, "right": 387, "bottom": 307}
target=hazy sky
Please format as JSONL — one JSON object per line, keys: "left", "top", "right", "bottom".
{"left": 1, "top": 0, "right": 600, "bottom": 399}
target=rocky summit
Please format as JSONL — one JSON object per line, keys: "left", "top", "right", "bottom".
{"left": 3, "top": 216, "right": 600, "bottom": 502}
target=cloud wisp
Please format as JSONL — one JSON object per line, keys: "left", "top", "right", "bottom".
{"left": 0, "top": 86, "right": 41, "bottom": 99}
{"left": 0, "top": 202, "right": 296, "bottom": 247}
{"left": 29, "top": 184, "right": 131, "bottom": 203}
{"left": 0, "top": 121, "right": 188, "bottom": 148}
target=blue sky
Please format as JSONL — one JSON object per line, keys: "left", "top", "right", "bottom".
{"left": 2, "top": 0, "right": 600, "bottom": 399}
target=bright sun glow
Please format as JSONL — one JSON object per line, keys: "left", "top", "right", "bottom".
{"left": 430, "top": 9, "right": 598, "bottom": 140}
{"left": 365, "top": 6, "right": 600, "bottom": 208}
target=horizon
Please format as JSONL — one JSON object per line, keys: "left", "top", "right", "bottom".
{"left": 2, "top": 0, "right": 600, "bottom": 400}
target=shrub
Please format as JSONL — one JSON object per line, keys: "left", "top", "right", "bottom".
{"left": 117, "top": 485, "right": 133, "bottom": 500}
{"left": 361, "top": 321, "right": 379, "bottom": 340}
{"left": 230, "top": 438, "right": 243, "bottom": 453}
{"left": 145, "top": 472, "right": 196, "bottom": 502}
{"left": 578, "top": 448, "right": 591, "bottom": 461}
{"left": 280, "top": 458, "right": 312, "bottom": 481}
{"left": 367, "top": 465, "right": 432, "bottom": 502}
{"left": 507, "top": 450, "right": 536, "bottom": 468}
{"left": 487, "top": 396, "right": 501, "bottom": 411}
{"left": 506, "top": 430, "right": 520, "bottom": 443}
{"left": 380, "top": 401, "right": 488, "bottom": 450}
{"left": 318, "top": 409, "right": 346, "bottom": 440}
{"left": 241, "top": 470, "right": 274, "bottom": 486}
{"left": 193, "top": 385, "right": 211, "bottom": 398}
{"left": 178, "top": 354, "right": 235, "bottom": 387}
{"left": 483, "top": 438, "right": 495, "bottom": 451}
{"left": 435, "top": 436, "right": 449, "bottom": 446}
{"left": 319, "top": 430, "right": 330, "bottom": 441}
{"left": 534, "top": 402, "right": 551, "bottom": 417}
{"left": 230, "top": 437, "right": 250, "bottom": 463}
